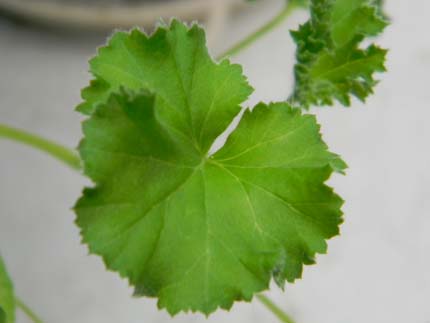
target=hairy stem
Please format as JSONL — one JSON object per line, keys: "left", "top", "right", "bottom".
{"left": 15, "top": 298, "right": 46, "bottom": 323}
{"left": 257, "top": 294, "right": 297, "bottom": 323}
{"left": 0, "top": 124, "right": 81, "bottom": 170}
{"left": 217, "top": 1, "right": 298, "bottom": 60}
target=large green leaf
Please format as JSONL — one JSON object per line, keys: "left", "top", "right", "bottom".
{"left": 290, "top": 0, "right": 388, "bottom": 108}
{"left": 77, "top": 20, "right": 252, "bottom": 154}
{"left": 0, "top": 257, "right": 14, "bottom": 323}
{"left": 75, "top": 87, "right": 345, "bottom": 314}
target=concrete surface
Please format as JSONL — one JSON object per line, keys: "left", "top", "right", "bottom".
{"left": 0, "top": 0, "right": 429, "bottom": 322}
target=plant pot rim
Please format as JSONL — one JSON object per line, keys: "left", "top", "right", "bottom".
{"left": 0, "top": 0, "right": 244, "bottom": 29}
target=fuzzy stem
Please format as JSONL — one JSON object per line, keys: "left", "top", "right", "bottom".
{"left": 15, "top": 298, "right": 46, "bottom": 323}
{"left": 257, "top": 294, "right": 297, "bottom": 323}
{"left": 0, "top": 123, "right": 81, "bottom": 170}
{"left": 217, "top": 1, "right": 298, "bottom": 60}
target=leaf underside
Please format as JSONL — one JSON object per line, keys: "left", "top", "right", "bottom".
{"left": 290, "top": 0, "right": 388, "bottom": 108}
{"left": 75, "top": 20, "right": 346, "bottom": 315}
{"left": 0, "top": 257, "right": 15, "bottom": 323}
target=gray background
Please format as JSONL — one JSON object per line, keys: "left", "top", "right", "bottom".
{"left": 1, "top": 0, "right": 429, "bottom": 322}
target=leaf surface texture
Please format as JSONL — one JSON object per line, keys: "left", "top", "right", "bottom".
{"left": 75, "top": 21, "right": 345, "bottom": 315}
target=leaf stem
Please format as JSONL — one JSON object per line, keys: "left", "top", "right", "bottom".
{"left": 15, "top": 298, "right": 46, "bottom": 323}
{"left": 0, "top": 123, "right": 81, "bottom": 170}
{"left": 257, "top": 294, "right": 297, "bottom": 323}
{"left": 216, "top": 1, "right": 299, "bottom": 60}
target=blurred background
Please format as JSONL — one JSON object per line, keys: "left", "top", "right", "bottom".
{"left": 0, "top": 0, "right": 429, "bottom": 322}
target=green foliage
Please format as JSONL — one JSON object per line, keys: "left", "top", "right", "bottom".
{"left": 0, "top": 257, "right": 14, "bottom": 323}
{"left": 77, "top": 20, "right": 252, "bottom": 130}
{"left": 0, "top": 309, "right": 5, "bottom": 323}
{"left": 290, "top": 0, "right": 388, "bottom": 108}
{"left": 290, "top": 0, "right": 310, "bottom": 8}
{"left": 75, "top": 21, "right": 345, "bottom": 315}
{"left": 0, "top": 0, "right": 389, "bottom": 319}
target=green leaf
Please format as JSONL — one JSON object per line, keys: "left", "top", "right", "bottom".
{"left": 75, "top": 80, "right": 345, "bottom": 314}
{"left": 290, "top": 0, "right": 310, "bottom": 8}
{"left": 290, "top": 0, "right": 388, "bottom": 108}
{"left": 76, "top": 20, "right": 253, "bottom": 155}
{"left": 0, "top": 257, "right": 15, "bottom": 323}
{"left": 0, "top": 309, "right": 5, "bottom": 323}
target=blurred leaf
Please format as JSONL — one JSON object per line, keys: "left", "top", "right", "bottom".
{"left": 0, "top": 257, "right": 14, "bottom": 323}
{"left": 290, "top": 0, "right": 310, "bottom": 8}
{"left": 290, "top": 0, "right": 388, "bottom": 108}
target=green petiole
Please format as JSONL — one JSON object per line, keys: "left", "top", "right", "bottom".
{"left": 257, "top": 294, "right": 297, "bottom": 323}
{"left": 217, "top": 1, "right": 299, "bottom": 60}
{"left": 0, "top": 124, "right": 81, "bottom": 171}
{"left": 15, "top": 298, "right": 46, "bottom": 323}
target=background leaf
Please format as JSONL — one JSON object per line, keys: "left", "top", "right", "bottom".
{"left": 290, "top": 0, "right": 388, "bottom": 108}
{"left": 0, "top": 257, "right": 15, "bottom": 323}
